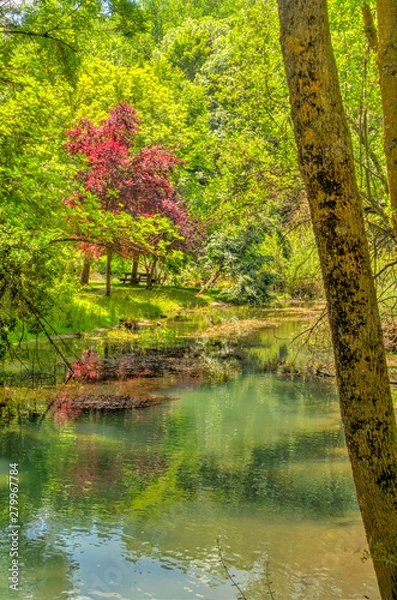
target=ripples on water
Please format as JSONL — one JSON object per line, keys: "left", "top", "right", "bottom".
{"left": 0, "top": 320, "right": 379, "bottom": 599}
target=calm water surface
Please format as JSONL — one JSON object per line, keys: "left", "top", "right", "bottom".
{"left": 0, "top": 321, "right": 379, "bottom": 599}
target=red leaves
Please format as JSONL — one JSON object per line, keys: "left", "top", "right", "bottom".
{"left": 67, "top": 350, "right": 103, "bottom": 382}
{"left": 102, "top": 102, "right": 141, "bottom": 145}
{"left": 65, "top": 103, "right": 189, "bottom": 228}
{"left": 79, "top": 242, "right": 102, "bottom": 261}
{"left": 66, "top": 103, "right": 140, "bottom": 156}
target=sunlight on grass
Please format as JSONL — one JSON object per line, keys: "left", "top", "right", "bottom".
{"left": 51, "top": 284, "right": 217, "bottom": 335}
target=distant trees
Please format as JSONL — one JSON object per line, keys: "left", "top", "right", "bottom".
{"left": 2, "top": 0, "right": 397, "bottom": 351}
{"left": 200, "top": 222, "right": 277, "bottom": 302}
{"left": 277, "top": 0, "right": 397, "bottom": 597}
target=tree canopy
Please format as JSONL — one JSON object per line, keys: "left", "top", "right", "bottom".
{"left": 0, "top": 0, "right": 394, "bottom": 346}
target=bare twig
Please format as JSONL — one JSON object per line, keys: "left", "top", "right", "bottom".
{"left": 22, "top": 299, "right": 75, "bottom": 371}
{"left": 264, "top": 558, "right": 276, "bottom": 600}
{"left": 374, "top": 259, "right": 397, "bottom": 279}
{"left": 217, "top": 539, "right": 249, "bottom": 600}
{"left": 1, "top": 28, "right": 76, "bottom": 52}
{"left": 291, "top": 308, "right": 327, "bottom": 344}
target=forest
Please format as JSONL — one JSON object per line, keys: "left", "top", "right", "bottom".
{"left": 1, "top": 0, "right": 397, "bottom": 599}
{"left": 0, "top": 0, "right": 394, "bottom": 336}
{"left": 0, "top": 0, "right": 332, "bottom": 342}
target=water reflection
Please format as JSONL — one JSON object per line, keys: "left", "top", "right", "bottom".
{"left": 0, "top": 372, "right": 378, "bottom": 599}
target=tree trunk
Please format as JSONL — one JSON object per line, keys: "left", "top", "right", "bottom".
{"left": 376, "top": 0, "right": 397, "bottom": 236}
{"left": 199, "top": 268, "right": 222, "bottom": 294}
{"left": 277, "top": 1, "right": 397, "bottom": 597}
{"left": 106, "top": 249, "right": 112, "bottom": 297}
{"left": 146, "top": 257, "right": 157, "bottom": 289}
{"left": 362, "top": 4, "right": 378, "bottom": 53}
{"left": 131, "top": 255, "right": 139, "bottom": 285}
{"left": 81, "top": 260, "right": 91, "bottom": 286}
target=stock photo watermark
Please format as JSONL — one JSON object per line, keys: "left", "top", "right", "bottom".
{"left": 8, "top": 463, "right": 20, "bottom": 592}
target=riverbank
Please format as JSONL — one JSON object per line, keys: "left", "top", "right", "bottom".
{"left": 46, "top": 283, "right": 227, "bottom": 337}
{"left": 3, "top": 300, "right": 397, "bottom": 422}
{"left": 0, "top": 306, "right": 320, "bottom": 418}
{"left": 11, "top": 280, "right": 321, "bottom": 340}
{"left": 3, "top": 281, "right": 324, "bottom": 385}
{"left": 5, "top": 292, "right": 397, "bottom": 405}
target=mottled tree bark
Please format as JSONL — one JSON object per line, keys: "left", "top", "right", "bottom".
{"left": 277, "top": 0, "right": 397, "bottom": 597}
{"left": 376, "top": 0, "right": 397, "bottom": 235}
{"left": 362, "top": 4, "right": 378, "bottom": 53}
{"left": 80, "top": 259, "right": 91, "bottom": 286}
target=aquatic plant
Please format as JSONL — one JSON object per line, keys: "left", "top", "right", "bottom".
{"left": 67, "top": 350, "right": 103, "bottom": 382}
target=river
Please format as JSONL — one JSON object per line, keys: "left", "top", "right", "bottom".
{"left": 0, "top": 314, "right": 379, "bottom": 599}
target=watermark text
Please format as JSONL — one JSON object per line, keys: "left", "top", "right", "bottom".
{"left": 8, "top": 463, "right": 19, "bottom": 591}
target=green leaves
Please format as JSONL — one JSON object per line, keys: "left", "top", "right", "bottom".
{"left": 201, "top": 221, "right": 278, "bottom": 303}
{"left": 0, "top": 222, "right": 73, "bottom": 356}
{"left": 0, "top": 0, "right": 389, "bottom": 350}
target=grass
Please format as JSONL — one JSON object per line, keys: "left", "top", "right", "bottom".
{"left": 50, "top": 282, "right": 225, "bottom": 335}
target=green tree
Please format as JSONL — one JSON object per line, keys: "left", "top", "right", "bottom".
{"left": 376, "top": 0, "right": 397, "bottom": 235}
{"left": 200, "top": 222, "right": 278, "bottom": 303}
{"left": 278, "top": 0, "right": 397, "bottom": 597}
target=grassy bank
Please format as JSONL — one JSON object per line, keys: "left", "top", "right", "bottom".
{"left": 50, "top": 282, "right": 225, "bottom": 335}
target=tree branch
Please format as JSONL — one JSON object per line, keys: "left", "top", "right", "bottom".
{"left": 375, "top": 259, "right": 397, "bottom": 279}
{"left": 1, "top": 28, "right": 76, "bottom": 52}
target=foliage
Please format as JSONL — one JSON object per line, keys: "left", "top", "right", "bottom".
{"left": 65, "top": 102, "right": 187, "bottom": 219}
{"left": 0, "top": 0, "right": 394, "bottom": 353}
{"left": 0, "top": 223, "right": 75, "bottom": 357}
{"left": 64, "top": 103, "right": 190, "bottom": 271}
{"left": 276, "top": 225, "right": 323, "bottom": 299}
{"left": 67, "top": 350, "right": 103, "bottom": 381}
{"left": 201, "top": 222, "right": 278, "bottom": 303}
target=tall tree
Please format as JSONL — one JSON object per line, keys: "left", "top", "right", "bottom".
{"left": 376, "top": 1, "right": 397, "bottom": 235}
{"left": 277, "top": 0, "right": 397, "bottom": 598}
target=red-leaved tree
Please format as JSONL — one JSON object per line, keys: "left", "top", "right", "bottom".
{"left": 65, "top": 103, "right": 190, "bottom": 295}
